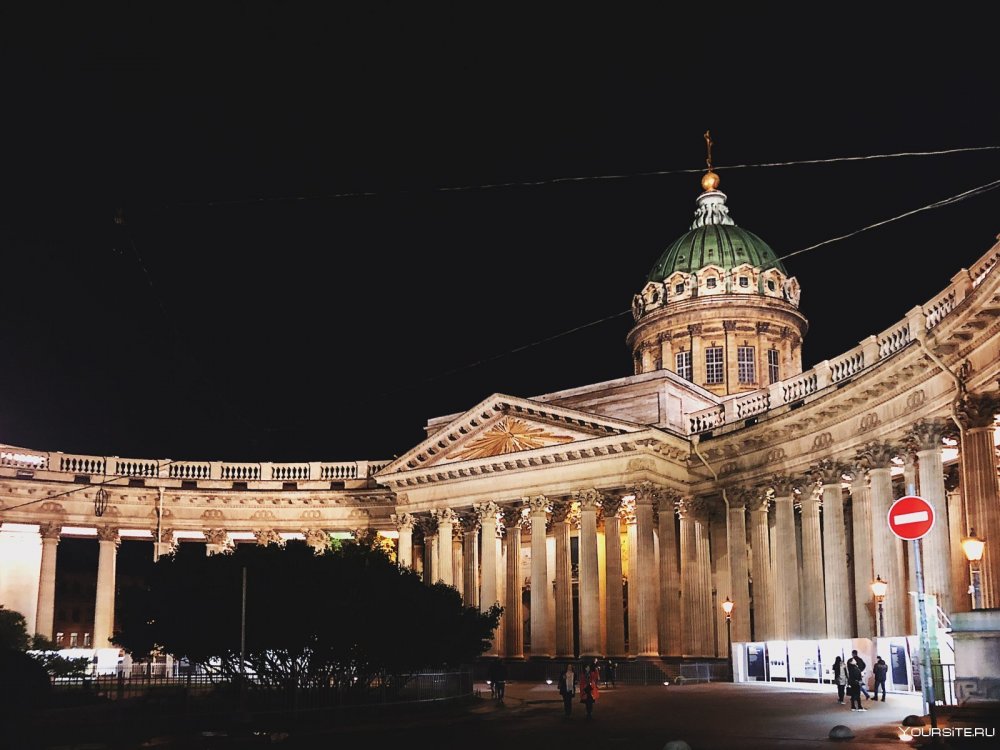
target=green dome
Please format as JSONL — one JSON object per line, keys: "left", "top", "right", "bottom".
{"left": 647, "top": 223, "right": 786, "bottom": 282}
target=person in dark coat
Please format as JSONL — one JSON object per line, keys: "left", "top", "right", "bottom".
{"left": 847, "top": 657, "right": 866, "bottom": 711}
{"left": 872, "top": 656, "right": 888, "bottom": 701}
{"left": 832, "top": 656, "right": 848, "bottom": 704}
{"left": 488, "top": 659, "right": 507, "bottom": 702}
{"left": 557, "top": 663, "right": 577, "bottom": 716}
{"left": 851, "top": 649, "right": 871, "bottom": 699}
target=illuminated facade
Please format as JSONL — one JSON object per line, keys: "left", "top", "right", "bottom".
{"left": 2, "top": 171, "right": 999, "bottom": 682}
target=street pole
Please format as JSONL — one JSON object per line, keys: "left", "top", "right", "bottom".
{"left": 912, "top": 538, "right": 938, "bottom": 732}
{"left": 240, "top": 566, "right": 247, "bottom": 714}
{"left": 877, "top": 599, "right": 885, "bottom": 638}
{"left": 726, "top": 614, "right": 733, "bottom": 681}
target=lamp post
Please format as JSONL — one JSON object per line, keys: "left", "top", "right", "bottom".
{"left": 871, "top": 574, "right": 888, "bottom": 638}
{"left": 722, "top": 596, "right": 734, "bottom": 681}
{"left": 962, "top": 529, "right": 986, "bottom": 610}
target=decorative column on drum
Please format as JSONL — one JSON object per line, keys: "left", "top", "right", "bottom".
{"left": 908, "top": 419, "right": 954, "bottom": 613}
{"left": 725, "top": 490, "right": 752, "bottom": 644}
{"left": 35, "top": 523, "right": 62, "bottom": 641}
{"left": 551, "top": 500, "right": 575, "bottom": 658}
{"left": 502, "top": 504, "right": 524, "bottom": 658}
{"left": 474, "top": 501, "right": 501, "bottom": 656}
{"left": 657, "top": 489, "right": 682, "bottom": 656}
{"left": 630, "top": 482, "right": 659, "bottom": 656}
{"left": 460, "top": 514, "right": 479, "bottom": 607}
{"left": 93, "top": 525, "right": 120, "bottom": 648}
{"left": 957, "top": 393, "right": 1000, "bottom": 608}
{"left": 576, "top": 488, "right": 602, "bottom": 658}
{"left": 528, "top": 496, "right": 552, "bottom": 658}
{"left": 798, "top": 477, "right": 827, "bottom": 638}
{"left": 770, "top": 475, "right": 801, "bottom": 640}
{"left": 391, "top": 513, "right": 414, "bottom": 569}
{"left": 601, "top": 492, "right": 627, "bottom": 658}
{"left": 858, "top": 441, "right": 907, "bottom": 636}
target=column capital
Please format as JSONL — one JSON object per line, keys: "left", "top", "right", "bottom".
{"left": 956, "top": 391, "right": 1000, "bottom": 429}
{"left": 767, "top": 474, "right": 799, "bottom": 497}
{"left": 432, "top": 507, "right": 458, "bottom": 525}
{"left": 944, "top": 463, "right": 961, "bottom": 492}
{"left": 746, "top": 487, "right": 772, "bottom": 513}
{"left": 39, "top": 522, "right": 62, "bottom": 541}
{"left": 857, "top": 440, "right": 900, "bottom": 470}
{"left": 204, "top": 528, "right": 230, "bottom": 547}
{"left": 391, "top": 513, "right": 415, "bottom": 531}
{"left": 629, "top": 481, "right": 657, "bottom": 506}
{"left": 96, "top": 525, "right": 120, "bottom": 545}
{"left": 601, "top": 492, "right": 626, "bottom": 517}
{"left": 906, "top": 417, "right": 952, "bottom": 452}
{"left": 528, "top": 495, "right": 549, "bottom": 517}
{"left": 458, "top": 512, "right": 480, "bottom": 533}
{"left": 303, "top": 529, "right": 330, "bottom": 552}
{"left": 253, "top": 529, "right": 285, "bottom": 547}
{"left": 550, "top": 499, "right": 573, "bottom": 524}
{"left": 575, "top": 488, "right": 602, "bottom": 512}
{"left": 473, "top": 501, "right": 501, "bottom": 524}
{"left": 847, "top": 466, "right": 869, "bottom": 491}
{"left": 419, "top": 513, "right": 438, "bottom": 536}
{"left": 812, "top": 458, "right": 848, "bottom": 486}
{"left": 679, "top": 495, "right": 714, "bottom": 522}
{"left": 500, "top": 503, "right": 525, "bottom": 530}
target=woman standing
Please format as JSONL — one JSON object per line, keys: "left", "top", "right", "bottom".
{"left": 579, "top": 662, "right": 601, "bottom": 719}
{"left": 557, "top": 663, "right": 577, "bottom": 716}
{"left": 832, "top": 656, "right": 848, "bottom": 704}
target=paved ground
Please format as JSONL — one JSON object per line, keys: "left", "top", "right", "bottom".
{"left": 37, "top": 682, "right": 989, "bottom": 749}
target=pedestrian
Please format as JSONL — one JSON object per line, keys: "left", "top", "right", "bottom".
{"left": 488, "top": 659, "right": 507, "bottom": 702}
{"left": 557, "top": 663, "right": 577, "bottom": 717}
{"left": 604, "top": 658, "right": 616, "bottom": 688}
{"left": 851, "top": 649, "right": 871, "bottom": 700}
{"left": 872, "top": 656, "right": 888, "bottom": 702}
{"left": 579, "top": 662, "right": 600, "bottom": 719}
{"left": 832, "top": 656, "right": 848, "bottom": 704}
{"left": 847, "top": 656, "right": 866, "bottom": 711}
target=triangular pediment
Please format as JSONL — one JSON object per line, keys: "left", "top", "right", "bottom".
{"left": 377, "top": 393, "right": 647, "bottom": 477}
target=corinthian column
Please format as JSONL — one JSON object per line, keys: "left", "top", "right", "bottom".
{"left": 815, "top": 460, "right": 852, "bottom": 638}
{"left": 657, "top": 490, "right": 682, "bottom": 656}
{"left": 391, "top": 513, "right": 414, "bottom": 569}
{"left": 551, "top": 500, "right": 574, "bottom": 658}
{"left": 770, "top": 476, "right": 801, "bottom": 640}
{"left": 748, "top": 489, "right": 776, "bottom": 642}
{"left": 798, "top": 479, "right": 827, "bottom": 638}
{"left": 35, "top": 523, "right": 61, "bottom": 641}
{"left": 474, "top": 502, "right": 500, "bottom": 655}
{"left": 630, "top": 482, "right": 659, "bottom": 656}
{"left": 460, "top": 514, "right": 479, "bottom": 607}
{"left": 94, "top": 526, "right": 120, "bottom": 648}
{"left": 433, "top": 509, "right": 456, "bottom": 587}
{"left": 859, "top": 442, "right": 907, "bottom": 635}
{"left": 577, "top": 489, "right": 602, "bottom": 658}
{"left": 528, "top": 496, "right": 551, "bottom": 658}
{"left": 909, "top": 419, "right": 954, "bottom": 613}
{"left": 694, "top": 503, "right": 714, "bottom": 656}
{"left": 957, "top": 393, "right": 1000, "bottom": 608}
{"left": 945, "top": 467, "right": 968, "bottom": 614}
{"left": 725, "top": 491, "right": 752, "bottom": 643}
{"left": 849, "top": 468, "right": 875, "bottom": 638}
{"left": 602, "top": 493, "right": 626, "bottom": 658}
{"left": 502, "top": 505, "right": 524, "bottom": 658}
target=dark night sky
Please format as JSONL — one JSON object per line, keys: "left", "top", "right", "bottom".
{"left": 1, "top": 7, "right": 998, "bottom": 464}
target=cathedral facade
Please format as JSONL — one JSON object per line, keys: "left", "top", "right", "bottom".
{"left": 2, "top": 169, "right": 999, "bottom": 668}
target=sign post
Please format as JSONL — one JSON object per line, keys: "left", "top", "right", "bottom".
{"left": 887, "top": 494, "right": 938, "bottom": 730}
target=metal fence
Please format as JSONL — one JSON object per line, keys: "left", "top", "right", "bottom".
{"left": 474, "top": 659, "right": 730, "bottom": 686}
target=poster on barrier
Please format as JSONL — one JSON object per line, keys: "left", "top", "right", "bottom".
{"left": 746, "top": 643, "right": 766, "bottom": 681}
{"left": 767, "top": 641, "right": 789, "bottom": 682}
{"left": 818, "top": 639, "right": 848, "bottom": 683}
{"left": 787, "top": 640, "right": 820, "bottom": 681}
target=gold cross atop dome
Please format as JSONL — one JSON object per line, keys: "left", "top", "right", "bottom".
{"left": 701, "top": 130, "right": 720, "bottom": 192}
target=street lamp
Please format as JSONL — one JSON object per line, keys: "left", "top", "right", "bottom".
{"left": 962, "top": 529, "right": 986, "bottom": 609}
{"left": 722, "top": 596, "right": 734, "bottom": 681}
{"left": 871, "top": 574, "right": 888, "bottom": 637}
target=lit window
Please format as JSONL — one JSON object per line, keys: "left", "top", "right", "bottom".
{"left": 767, "top": 280, "right": 776, "bottom": 291}
{"left": 676, "top": 351, "right": 692, "bottom": 381}
{"left": 768, "top": 349, "right": 780, "bottom": 383}
{"left": 55, "top": 632, "right": 63, "bottom": 646}
{"left": 675, "top": 283, "right": 684, "bottom": 294}
{"left": 706, "top": 347, "right": 724, "bottom": 384}
{"left": 738, "top": 346, "right": 756, "bottom": 383}
{"left": 70, "top": 633, "right": 78, "bottom": 648}
{"left": 83, "top": 633, "right": 91, "bottom": 647}
{"left": 706, "top": 277, "right": 717, "bottom": 289}
{"left": 739, "top": 276, "right": 749, "bottom": 288}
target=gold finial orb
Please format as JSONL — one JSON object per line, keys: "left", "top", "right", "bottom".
{"left": 701, "top": 170, "right": 720, "bottom": 192}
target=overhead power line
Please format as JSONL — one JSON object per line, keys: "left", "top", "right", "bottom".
{"left": 172, "top": 145, "right": 1000, "bottom": 207}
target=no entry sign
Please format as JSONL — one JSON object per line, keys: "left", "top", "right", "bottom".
{"left": 887, "top": 495, "right": 935, "bottom": 541}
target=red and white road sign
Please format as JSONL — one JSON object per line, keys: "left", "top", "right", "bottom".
{"left": 887, "top": 495, "right": 935, "bottom": 541}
